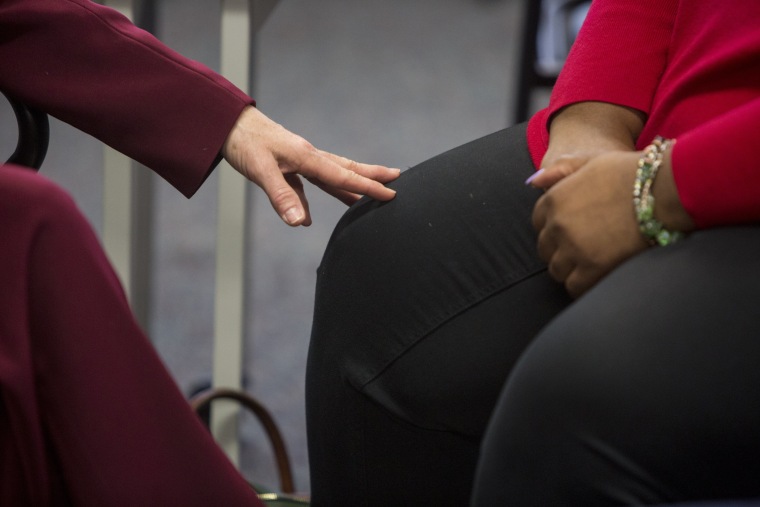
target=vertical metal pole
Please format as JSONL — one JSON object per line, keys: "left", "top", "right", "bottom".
{"left": 101, "top": 0, "right": 134, "bottom": 298}
{"left": 100, "top": 0, "right": 153, "bottom": 329}
{"left": 212, "top": 0, "right": 252, "bottom": 466}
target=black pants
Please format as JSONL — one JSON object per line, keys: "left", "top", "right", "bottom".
{"left": 305, "top": 124, "right": 760, "bottom": 506}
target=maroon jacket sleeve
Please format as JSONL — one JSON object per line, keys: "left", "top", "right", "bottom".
{"left": 0, "top": 0, "right": 254, "bottom": 197}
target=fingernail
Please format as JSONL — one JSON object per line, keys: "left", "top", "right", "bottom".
{"left": 525, "top": 168, "right": 545, "bottom": 186}
{"left": 283, "top": 207, "right": 303, "bottom": 225}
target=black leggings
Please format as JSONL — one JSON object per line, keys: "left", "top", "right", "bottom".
{"left": 305, "top": 124, "right": 760, "bottom": 506}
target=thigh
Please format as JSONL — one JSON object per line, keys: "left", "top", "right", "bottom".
{"left": 363, "top": 268, "right": 569, "bottom": 437}
{"left": 306, "top": 124, "right": 572, "bottom": 505}
{"left": 309, "top": 123, "right": 551, "bottom": 399}
{"left": 473, "top": 226, "right": 760, "bottom": 506}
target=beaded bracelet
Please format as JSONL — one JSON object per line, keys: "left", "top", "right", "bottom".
{"left": 633, "top": 136, "right": 684, "bottom": 246}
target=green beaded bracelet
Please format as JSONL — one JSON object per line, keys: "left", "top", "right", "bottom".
{"left": 633, "top": 136, "right": 685, "bottom": 246}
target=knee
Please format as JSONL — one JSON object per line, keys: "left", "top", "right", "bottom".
{"left": 0, "top": 166, "right": 80, "bottom": 218}
{"left": 0, "top": 166, "right": 86, "bottom": 243}
{"left": 312, "top": 171, "right": 429, "bottom": 327}
{"left": 319, "top": 168, "right": 432, "bottom": 270}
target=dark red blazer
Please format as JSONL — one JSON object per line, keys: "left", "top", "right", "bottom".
{"left": 0, "top": 0, "right": 253, "bottom": 197}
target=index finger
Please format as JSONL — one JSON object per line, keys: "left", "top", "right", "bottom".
{"left": 319, "top": 150, "right": 401, "bottom": 183}
{"left": 294, "top": 150, "right": 398, "bottom": 202}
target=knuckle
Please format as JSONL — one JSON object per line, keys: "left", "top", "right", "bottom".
{"left": 340, "top": 168, "right": 364, "bottom": 187}
{"left": 295, "top": 137, "right": 316, "bottom": 153}
{"left": 290, "top": 138, "right": 318, "bottom": 169}
{"left": 269, "top": 185, "right": 295, "bottom": 208}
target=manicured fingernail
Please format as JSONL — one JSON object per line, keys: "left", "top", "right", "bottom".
{"left": 283, "top": 207, "right": 303, "bottom": 225}
{"left": 525, "top": 168, "right": 545, "bottom": 186}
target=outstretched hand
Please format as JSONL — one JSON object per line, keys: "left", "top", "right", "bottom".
{"left": 222, "top": 106, "right": 400, "bottom": 226}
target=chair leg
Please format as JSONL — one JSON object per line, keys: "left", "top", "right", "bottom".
{"left": 513, "top": 0, "right": 544, "bottom": 124}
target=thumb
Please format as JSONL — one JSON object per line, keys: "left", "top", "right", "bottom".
{"left": 258, "top": 168, "right": 308, "bottom": 226}
{"left": 271, "top": 185, "right": 307, "bottom": 226}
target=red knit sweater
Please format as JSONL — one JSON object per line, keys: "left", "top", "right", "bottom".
{"left": 526, "top": 0, "right": 760, "bottom": 228}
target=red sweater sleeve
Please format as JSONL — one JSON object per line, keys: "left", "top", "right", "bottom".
{"left": 526, "top": 0, "right": 678, "bottom": 167}
{"left": 672, "top": 98, "right": 760, "bottom": 228}
{"left": 526, "top": 0, "right": 760, "bottom": 228}
{"left": 0, "top": 0, "right": 253, "bottom": 197}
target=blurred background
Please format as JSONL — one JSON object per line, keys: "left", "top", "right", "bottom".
{"left": 1, "top": 0, "right": 536, "bottom": 492}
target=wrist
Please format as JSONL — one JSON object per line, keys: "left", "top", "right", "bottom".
{"left": 634, "top": 138, "right": 695, "bottom": 246}
{"left": 548, "top": 101, "right": 647, "bottom": 153}
{"left": 651, "top": 143, "right": 696, "bottom": 232}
